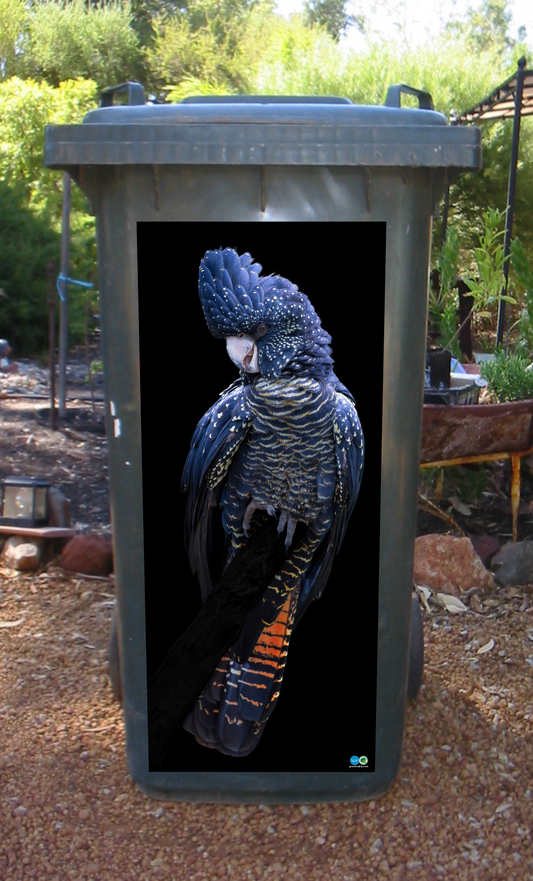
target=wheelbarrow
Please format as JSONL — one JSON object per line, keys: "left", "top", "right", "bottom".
{"left": 420, "top": 398, "right": 533, "bottom": 541}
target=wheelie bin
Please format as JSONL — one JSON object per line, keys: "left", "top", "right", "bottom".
{"left": 44, "top": 82, "right": 481, "bottom": 802}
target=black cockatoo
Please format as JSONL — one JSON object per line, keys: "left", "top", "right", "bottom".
{"left": 181, "top": 247, "right": 364, "bottom": 757}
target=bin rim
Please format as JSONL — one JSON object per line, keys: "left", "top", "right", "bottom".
{"left": 44, "top": 87, "right": 482, "bottom": 172}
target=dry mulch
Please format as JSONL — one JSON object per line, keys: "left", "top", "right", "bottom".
{"left": 1, "top": 369, "right": 533, "bottom": 880}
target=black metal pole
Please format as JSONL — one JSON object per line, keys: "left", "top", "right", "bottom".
{"left": 496, "top": 57, "right": 527, "bottom": 347}
{"left": 46, "top": 261, "right": 56, "bottom": 430}
{"left": 58, "top": 172, "right": 71, "bottom": 419}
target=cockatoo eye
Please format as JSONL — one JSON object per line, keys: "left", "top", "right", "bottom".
{"left": 256, "top": 323, "right": 268, "bottom": 336}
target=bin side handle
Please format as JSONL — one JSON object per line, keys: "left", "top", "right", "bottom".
{"left": 100, "top": 82, "right": 145, "bottom": 107}
{"left": 384, "top": 84, "right": 434, "bottom": 111}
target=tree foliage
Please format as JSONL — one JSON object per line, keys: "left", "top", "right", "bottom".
{"left": 1, "top": 0, "right": 144, "bottom": 90}
{"left": 444, "top": 0, "right": 515, "bottom": 55}
{"left": 302, "top": 0, "right": 364, "bottom": 42}
{"left": 0, "top": 0, "right": 28, "bottom": 79}
{"left": 0, "top": 77, "right": 98, "bottom": 353}
{"left": 510, "top": 237, "right": 533, "bottom": 354}
{"left": 0, "top": 0, "right": 532, "bottom": 354}
{"left": 0, "top": 180, "right": 60, "bottom": 354}
{"left": 0, "top": 76, "right": 98, "bottom": 213}
{"left": 145, "top": 0, "right": 271, "bottom": 95}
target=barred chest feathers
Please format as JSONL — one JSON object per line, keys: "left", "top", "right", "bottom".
{"left": 240, "top": 375, "right": 338, "bottom": 520}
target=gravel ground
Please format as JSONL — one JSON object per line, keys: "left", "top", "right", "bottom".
{"left": 1, "top": 567, "right": 532, "bottom": 880}
{"left": 1, "top": 373, "right": 533, "bottom": 879}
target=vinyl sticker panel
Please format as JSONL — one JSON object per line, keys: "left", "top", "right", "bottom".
{"left": 138, "top": 222, "right": 385, "bottom": 773}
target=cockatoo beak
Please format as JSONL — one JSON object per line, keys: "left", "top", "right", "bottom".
{"left": 226, "top": 336, "right": 260, "bottom": 373}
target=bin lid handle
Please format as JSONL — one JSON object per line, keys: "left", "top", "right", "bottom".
{"left": 180, "top": 95, "right": 353, "bottom": 105}
{"left": 384, "top": 84, "right": 434, "bottom": 110}
{"left": 100, "top": 82, "right": 145, "bottom": 107}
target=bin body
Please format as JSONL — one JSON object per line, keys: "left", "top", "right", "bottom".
{"left": 45, "top": 92, "right": 480, "bottom": 802}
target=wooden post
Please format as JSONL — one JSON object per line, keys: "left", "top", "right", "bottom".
{"left": 58, "top": 173, "right": 71, "bottom": 419}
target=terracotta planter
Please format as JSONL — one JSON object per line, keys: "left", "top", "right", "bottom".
{"left": 420, "top": 399, "right": 533, "bottom": 463}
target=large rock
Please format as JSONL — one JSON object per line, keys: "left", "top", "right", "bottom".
{"left": 469, "top": 534, "right": 500, "bottom": 568}
{"left": 60, "top": 534, "right": 113, "bottom": 576}
{"left": 491, "top": 541, "right": 533, "bottom": 586}
{"left": 414, "top": 534, "right": 495, "bottom": 592}
{"left": 2, "top": 536, "right": 43, "bottom": 571}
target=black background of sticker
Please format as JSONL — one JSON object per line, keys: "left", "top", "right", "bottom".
{"left": 138, "top": 222, "right": 385, "bottom": 772}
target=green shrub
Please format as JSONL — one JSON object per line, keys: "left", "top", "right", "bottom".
{"left": 480, "top": 347, "right": 533, "bottom": 401}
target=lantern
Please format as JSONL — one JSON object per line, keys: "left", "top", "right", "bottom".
{"left": 0, "top": 477, "right": 50, "bottom": 528}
